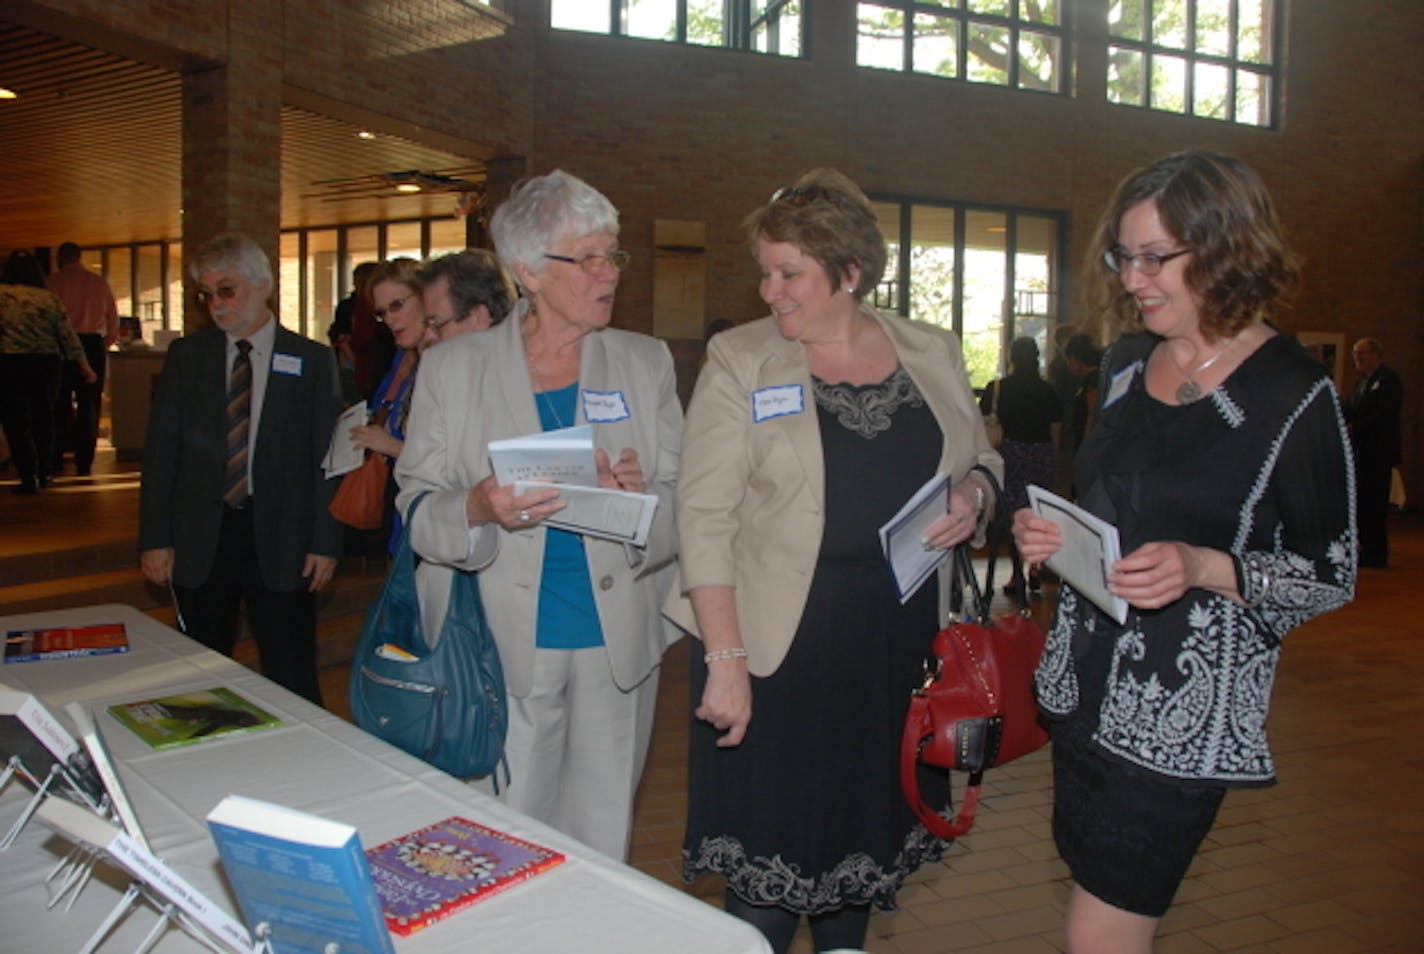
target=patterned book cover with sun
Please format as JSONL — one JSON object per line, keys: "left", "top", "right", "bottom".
{"left": 364, "top": 815, "right": 565, "bottom": 936}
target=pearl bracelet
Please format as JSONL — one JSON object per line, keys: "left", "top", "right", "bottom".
{"left": 704, "top": 648, "right": 749, "bottom": 664}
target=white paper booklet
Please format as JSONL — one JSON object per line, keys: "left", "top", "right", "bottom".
{"left": 35, "top": 797, "right": 255, "bottom": 954}
{"left": 514, "top": 481, "right": 659, "bottom": 547}
{"left": 878, "top": 473, "right": 951, "bottom": 604}
{"left": 1026, "top": 484, "right": 1129, "bottom": 624}
{"left": 489, "top": 425, "right": 599, "bottom": 487}
{"left": 323, "top": 402, "right": 369, "bottom": 478}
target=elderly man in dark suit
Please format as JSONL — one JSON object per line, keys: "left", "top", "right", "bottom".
{"left": 1345, "top": 337, "right": 1403, "bottom": 568}
{"left": 139, "top": 233, "right": 342, "bottom": 703}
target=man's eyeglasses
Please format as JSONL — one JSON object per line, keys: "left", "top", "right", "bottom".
{"left": 543, "top": 250, "right": 631, "bottom": 274}
{"left": 424, "top": 314, "right": 457, "bottom": 332}
{"left": 1104, "top": 247, "right": 1192, "bottom": 276}
{"left": 373, "top": 294, "right": 413, "bottom": 322}
{"left": 195, "top": 285, "right": 239, "bottom": 307}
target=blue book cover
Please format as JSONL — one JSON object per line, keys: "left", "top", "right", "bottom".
{"left": 206, "top": 795, "right": 395, "bottom": 954}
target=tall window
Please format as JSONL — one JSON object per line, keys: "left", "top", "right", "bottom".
{"left": 1107, "top": 0, "right": 1277, "bottom": 126}
{"left": 857, "top": 1, "right": 1067, "bottom": 93}
{"left": 874, "top": 198, "right": 1063, "bottom": 387}
{"left": 551, "top": 0, "right": 803, "bottom": 56}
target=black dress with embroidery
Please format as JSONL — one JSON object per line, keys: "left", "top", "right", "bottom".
{"left": 682, "top": 366, "right": 950, "bottom": 914}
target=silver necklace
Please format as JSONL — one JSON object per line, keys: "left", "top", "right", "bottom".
{"left": 538, "top": 388, "right": 567, "bottom": 428}
{"left": 1167, "top": 341, "right": 1231, "bottom": 403}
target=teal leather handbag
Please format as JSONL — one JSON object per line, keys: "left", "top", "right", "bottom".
{"left": 349, "top": 493, "right": 508, "bottom": 784}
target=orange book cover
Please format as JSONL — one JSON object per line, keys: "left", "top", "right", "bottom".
{"left": 365, "top": 816, "right": 565, "bottom": 936}
{"left": 5, "top": 623, "right": 129, "bottom": 664}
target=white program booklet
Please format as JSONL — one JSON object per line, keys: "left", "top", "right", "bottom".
{"left": 878, "top": 473, "right": 951, "bottom": 604}
{"left": 489, "top": 425, "right": 599, "bottom": 487}
{"left": 1026, "top": 484, "right": 1128, "bottom": 623}
{"left": 323, "top": 402, "right": 369, "bottom": 478}
{"left": 514, "top": 482, "right": 658, "bottom": 547}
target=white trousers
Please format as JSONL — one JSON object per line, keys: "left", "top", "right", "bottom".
{"left": 477, "top": 645, "right": 659, "bottom": 861}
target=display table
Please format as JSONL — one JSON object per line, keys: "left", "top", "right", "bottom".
{"left": 0, "top": 604, "right": 769, "bottom": 954}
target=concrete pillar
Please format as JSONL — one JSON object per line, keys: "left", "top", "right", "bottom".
{"left": 179, "top": 1, "right": 282, "bottom": 332}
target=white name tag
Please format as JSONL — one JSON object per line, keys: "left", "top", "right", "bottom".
{"left": 272, "top": 353, "right": 303, "bottom": 376}
{"left": 583, "top": 389, "right": 630, "bottom": 423}
{"left": 1103, "top": 361, "right": 1139, "bottom": 409}
{"left": 752, "top": 384, "right": 804, "bottom": 423}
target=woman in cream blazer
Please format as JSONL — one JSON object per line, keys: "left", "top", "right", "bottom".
{"left": 396, "top": 171, "right": 681, "bottom": 861}
{"left": 666, "top": 168, "right": 1001, "bottom": 954}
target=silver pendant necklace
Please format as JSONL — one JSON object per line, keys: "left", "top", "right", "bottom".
{"left": 1167, "top": 341, "right": 1231, "bottom": 403}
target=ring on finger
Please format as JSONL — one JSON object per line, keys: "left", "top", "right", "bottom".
{"left": 518, "top": 510, "right": 530, "bottom": 523}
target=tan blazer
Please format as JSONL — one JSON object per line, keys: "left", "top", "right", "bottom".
{"left": 395, "top": 302, "right": 683, "bottom": 696}
{"left": 664, "top": 305, "right": 1001, "bottom": 677}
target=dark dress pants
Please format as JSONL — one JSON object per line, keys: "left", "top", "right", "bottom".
{"left": 0, "top": 353, "right": 60, "bottom": 485}
{"left": 54, "top": 334, "right": 107, "bottom": 470}
{"left": 173, "top": 503, "right": 324, "bottom": 705}
{"left": 1355, "top": 452, "right": 1392, "bottom": 566}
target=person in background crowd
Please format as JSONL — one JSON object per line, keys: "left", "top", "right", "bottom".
{"left": 0, "top": 250, "right": 95, "bottom": 494}
{"left": 343, "top": 257, "right": 433, "bottom": 550}
{"left": 1059, "top": 331, "right": 1105, "bottom": 496}
{"left": 1013, "top": 150, "right": 1356, "bottom": 953}
{"left": 416, "top": 249, "right": 515, "bottom": 344}
{"left": 46, "top": 242, "right": 119, "bottom": 476}
{"left": 980, "top": 335, "right": 1061, "bottom": 596}
{"left": 1046, "top": 323, "right": 1079, "bottom": 493}
{"left": 333, "top": 261, "right": 394, "bottom": 401}
{"left": 139, "top": 233, "right": 342, "bottom": 704}
{"left": 396, "top": 171, "right": 681, "bottom": 861}
{"left": 1344, "top": 337, "right": 1403, "bottom": 567}
{"left": 667, "top": 168, "right": 1001, "bottom": 954}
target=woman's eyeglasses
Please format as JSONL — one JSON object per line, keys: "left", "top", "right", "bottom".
{"left": 543, "top": 250, "right": 632, "bottom": 274}
{"left": 373, "top": 294, "right": 413, "bottom": 322}
{"left": 195, "top": 285, "right": 239, "bottom": 306}
{"left": 1103, "top": 247, "right": 1192, "bottom": 276}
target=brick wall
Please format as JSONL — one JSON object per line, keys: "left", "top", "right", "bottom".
{"left": 13, "top": 0, "right": 1424, "bottom": 497}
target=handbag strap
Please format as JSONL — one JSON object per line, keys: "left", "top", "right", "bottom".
{"left": 900, "top": 696, "right": 984, "bottom": 839}
{"left": 370, "top": 352, "right": 416, "bottom": 428}
{"left": 966, "top": 463, "right": 1030, "bottom": 611}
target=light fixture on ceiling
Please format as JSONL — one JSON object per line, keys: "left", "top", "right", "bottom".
{"left": 0, "top": 88, "right": 17, "bottom": 100}
{"left": 357, "top": 130, "right": 375, "bottom": 140}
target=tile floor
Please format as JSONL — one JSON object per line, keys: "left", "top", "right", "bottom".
{"left": 5, "top": 452, "right": 1423, "bottom": 952}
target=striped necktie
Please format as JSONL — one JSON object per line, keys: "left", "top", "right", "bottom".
{"left": 223, "top": 339, "right": 253, "bottom": 507}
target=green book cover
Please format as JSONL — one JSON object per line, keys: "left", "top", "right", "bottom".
{"left": 108, "top": 687, "right": 282, "bottom": 751}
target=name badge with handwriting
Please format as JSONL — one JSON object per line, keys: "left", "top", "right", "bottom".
{"left": 752, "top": 384, "right": 804, "bottom": 423}
{"left": 272, "top": 353, "right": 303, "bottom": 376}
{"left": 583, "top": 389, "right": 631, "bottom": 423}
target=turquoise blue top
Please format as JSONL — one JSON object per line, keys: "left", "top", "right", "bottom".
{"left": 533, "top": 383, "right": 604, "bottom": 650}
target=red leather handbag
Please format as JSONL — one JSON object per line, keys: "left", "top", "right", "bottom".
{"left": 900, "top": 514, "right": 1049, "bottom": 839}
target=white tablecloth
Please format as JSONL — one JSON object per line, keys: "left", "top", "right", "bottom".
{"left": 0, "top": 604, "right": 768, "bottom": 954}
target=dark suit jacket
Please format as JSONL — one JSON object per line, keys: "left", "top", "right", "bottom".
{"left": 139, "top": 322, "right": 343, "bottom": 590}
{"left": 1345, "top": 363, "right": 1403, "bottom": 466}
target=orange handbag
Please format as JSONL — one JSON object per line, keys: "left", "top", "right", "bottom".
{"left": 329, "top": 449, "right": 389, "bottom": 530}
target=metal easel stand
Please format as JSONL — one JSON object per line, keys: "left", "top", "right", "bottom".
{"left": 1, "top": 755, "right": 107, "bottom": 850}
{"left": 79, "top": 883, "right": 257, "bottom": 954}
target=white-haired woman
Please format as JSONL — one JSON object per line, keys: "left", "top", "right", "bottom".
{"left": 396, "top": 170, "right": 682, "bottom": 860}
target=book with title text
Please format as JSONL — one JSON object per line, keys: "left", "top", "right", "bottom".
{"left": 207, "top": 795, "right": 395, "bottom": 954}
{"left": 108, "top": 686, "right": 282, "bottom": 750}
{"left": 4, "top": 621, "right": 129, "bottom": 663}
{"left": 365, "top": 815, "right": 565, "bottom": 936}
